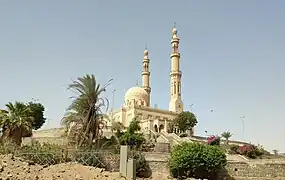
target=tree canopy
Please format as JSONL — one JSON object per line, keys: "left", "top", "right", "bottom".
{"left": 221, "top": 131, "right": 232, "bottom": 139}
{"left": 0, "top": 101, "right": 46, "bottom": 144}
{"left": 119, "top": 118, "right": 145, "bottom": 149}
{"left": 172, "top": 111, "right": 198, "bottom": 133}
{"left": 221, "top": 131, "right": 233, "bottom": 145}
{"left": 27, "top": 102, "right": 46, "bottom": 130}
{"left": 61, "top": 74, "right": 112, "bottom": 148}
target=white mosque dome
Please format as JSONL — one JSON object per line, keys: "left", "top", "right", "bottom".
{"left": 124, "top": 86, "right": 149, "bottom": 107}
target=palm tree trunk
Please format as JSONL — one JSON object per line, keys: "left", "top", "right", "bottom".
{"left": 1, "top": 127, "right": 22, "bottom": 146}
{"left": 78, "top": 107, "right": 93, "bottom": 147}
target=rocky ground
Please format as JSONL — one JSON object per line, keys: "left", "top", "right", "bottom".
{"left": 0, "top": 154, "right": 126, "bottom": 180}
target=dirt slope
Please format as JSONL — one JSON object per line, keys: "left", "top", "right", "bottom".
{"left": 0, "top": 154, "right": 126, "bottom": 180}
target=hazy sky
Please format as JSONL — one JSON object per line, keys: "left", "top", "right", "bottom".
{"left": 1, "top": 1, "right": 285, "bottom": 152}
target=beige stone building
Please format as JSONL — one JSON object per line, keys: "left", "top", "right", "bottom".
{"left": 106, "top": 26, "right": 184, "bottom": 135}
{"left": 28, "top": 25, "right": 250, "bottom": 148}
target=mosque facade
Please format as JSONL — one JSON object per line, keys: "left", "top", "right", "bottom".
{"left": 108, "top": 26, "right": 185, "bottom": 134}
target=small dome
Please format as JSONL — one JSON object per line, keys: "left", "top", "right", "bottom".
{"left": 172, "top": 27, "right": 177, "bottom": 35}
{"left": 124, "top": 87, "right": 149, "bottom": 107}
{"left": 144, "top": 49, "right": 148, "bottom": 57}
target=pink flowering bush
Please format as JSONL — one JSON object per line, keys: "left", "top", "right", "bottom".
{"left": 207, "top": 135, "right": 220, "bottom": 146}
{"left": 237, "top": 144, "right": 264, "bottom": 159}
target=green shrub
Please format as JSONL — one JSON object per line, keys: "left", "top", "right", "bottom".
{"left": 119, "top": 118, "right": 146, "bottom": 149}
{"left": 119, "top": 131, "right": 145, "bottom": 149}
{"left": 168, "top": 142, "right": 227, "bottom": 179}
{"left": 0, "top": 141, "right": 20, "bottom": 154}
{"left": 19, "top": 141, "right": 64, "bottom": 165}
{"left": 130, "top": 151, "right": 151, "bottom": 178}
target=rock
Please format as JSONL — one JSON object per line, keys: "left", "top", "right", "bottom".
{"left": 0, "top": 165, "right": 4, "bottom": 172}
{"left": 27, "top": 160, "right": 35, "bottom": 166}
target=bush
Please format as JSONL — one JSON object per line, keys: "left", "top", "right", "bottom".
{"left": 0, "top": 141, "right": 20, "bottom": 154}
{"left": 207, "top": 135, "right": 220, "bottom": 146}
{"left": 130, "top": 151, "right": 151, "bottom": 178}
{"left": 119, "top": 132, "right": 146, "bottom": 149}
{"left": 238, "top": 144, "right": 264, "bottom": 159}
{"left": 168, "top": 142, "right": 227, "bottom": 179}
{"left": 19, "top": 141, "right": 64, "bottom": 165}
{"left": 118, "top": 118, "right": 146, "bottom": 149}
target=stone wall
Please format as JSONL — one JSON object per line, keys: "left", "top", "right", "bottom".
{"left": 224, "top": 161, "right": 285, "bottom": 179}
{"left": 144, "top": 153, "right": 285, "bottom": 179}
{"left": 147, "top": 160, "right": 285, "bottom": 179}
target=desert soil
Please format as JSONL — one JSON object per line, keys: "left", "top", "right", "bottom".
{"left": 0, "top": 154, "right": 127, "bottom": 180}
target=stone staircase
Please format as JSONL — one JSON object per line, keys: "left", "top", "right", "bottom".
{"left": 159, "top": 132, "right": 194, "bottom": 150}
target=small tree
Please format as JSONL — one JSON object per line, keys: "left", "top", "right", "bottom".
{"left": 0, "top": 102, "right": 34, "bottom": 145}
{"left": 172, "top": 111, "right": 197, "bottom": 135}
{"left": 119, "top": 118, "right": 145, "bottom": 149}
{"left": 221, "top": 131, "right": 232, "bottom": 145}
{"left": 61, "top": 74, "right": 112, "bottom": 148}
{"left": 27, "top": 102, "right": 46, "bottom": 130}
{"left": 169, "top": 142, "right": 227, "bottom": 179}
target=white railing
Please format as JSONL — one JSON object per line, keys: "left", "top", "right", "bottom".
{"left": 157, "top": 132, "right": 170, "bottom": 143}
{"left": 170, "top": 133, "right": 183, "bottom": 142}
{"left": 161, "top": 132, "right": 180, "bottom": 145}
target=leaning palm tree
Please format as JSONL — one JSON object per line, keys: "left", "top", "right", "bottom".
{"left": 61, "top": 74, "right": 112, "bottom": 148}
{"left": 0, "top": 102, "right": 34, "bottom": 145}
{"left": 221, "top": 131, "right": 233, "bottom": 145}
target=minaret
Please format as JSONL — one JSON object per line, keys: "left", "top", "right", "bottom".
{"left": 142, "top": 47, "right": 151, "bottom": 106}
{"left": 169, "top": 25, "right": 184, "bottom": 113}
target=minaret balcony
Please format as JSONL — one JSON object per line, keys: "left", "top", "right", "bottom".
{"left": 141, "top": 71, "right": 150, "bottom": 75}
{"left": 171, "top": 38, "right": 179, "bottom": 43}
{"left": 170, "top": 52, "right": 180, "bottom": 58}
{"left": 143, "top": 59, "right": 150, "bottom": 63}
{"left": 170, "top": 71, "right": 182, "bottom": 76}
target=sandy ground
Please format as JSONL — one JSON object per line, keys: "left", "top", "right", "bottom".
{"left": 0, "top": 154, "right": 127, "bottom": 180}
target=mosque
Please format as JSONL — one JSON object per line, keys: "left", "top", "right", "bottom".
{"left": 28, "top": 25, "right": 248, "bottom": 149}
{"left": 107, "top": 25, "right": 185, "bottom": 135}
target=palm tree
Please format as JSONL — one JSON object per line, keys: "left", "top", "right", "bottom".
{"left": 221, "top": 131, "right": 233, "bottom": 145}
{"left": 61, "top": 74, "right": 112, "bottom": 148}
{"left": 0, "top": 102, "right": 34, "bottom": 145}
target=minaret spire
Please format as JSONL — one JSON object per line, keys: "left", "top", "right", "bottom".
{"left": 169, "top": 24, "right": 183, "bottom": 113}
{"left": 142, "top": 46, "right": 151, "bottom": 107}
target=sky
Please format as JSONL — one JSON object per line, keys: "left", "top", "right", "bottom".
{"left": 0, "top": 1, "right": 285, "bottom": 152}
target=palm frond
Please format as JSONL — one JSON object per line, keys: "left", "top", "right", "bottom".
{"left": 64, "top": 74, "right": 112, "bottom": 148}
